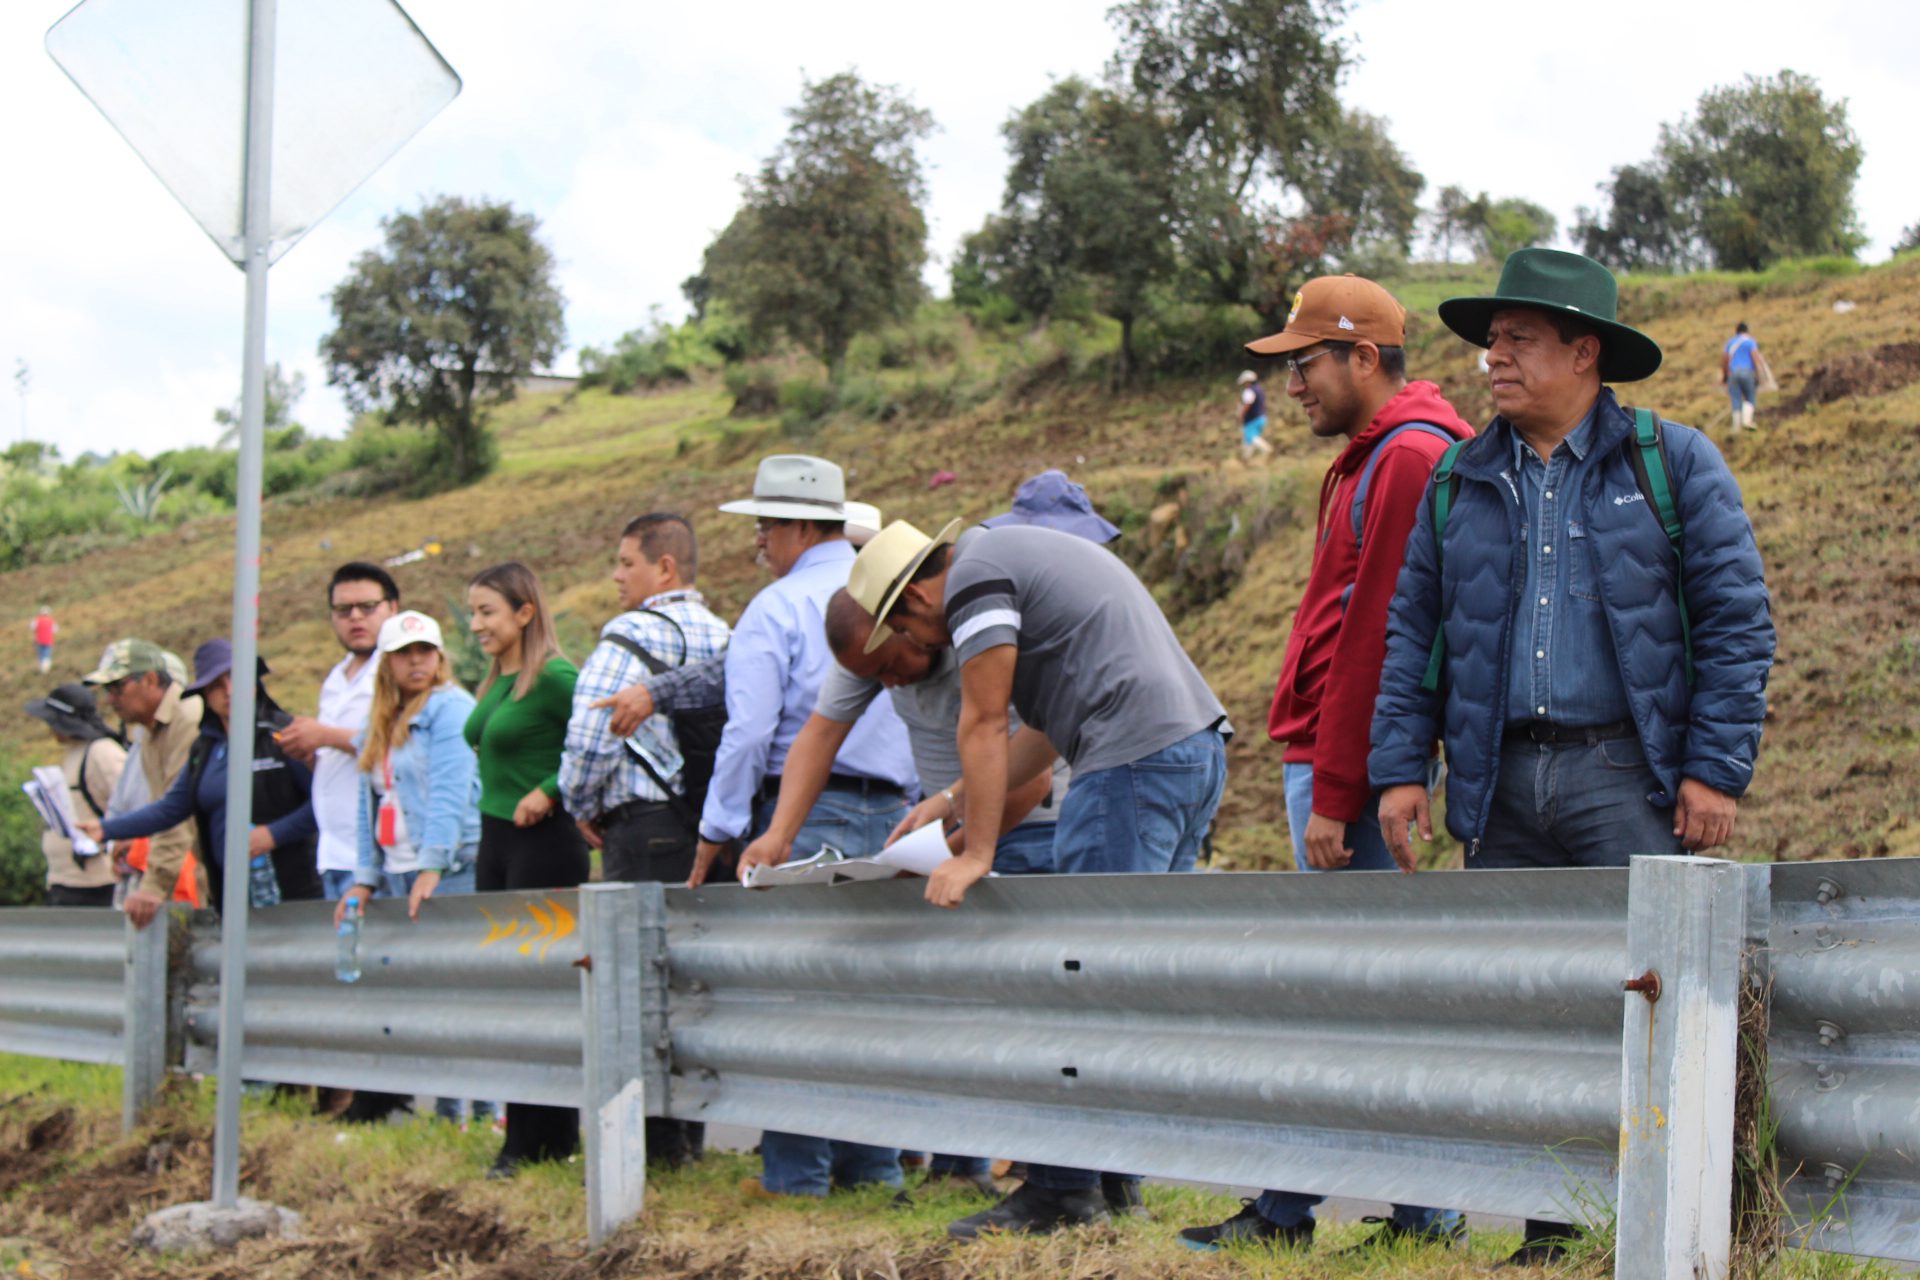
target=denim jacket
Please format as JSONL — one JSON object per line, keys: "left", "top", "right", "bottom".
{"left": 354, "top": 685, "right": 481, "bottom": 885}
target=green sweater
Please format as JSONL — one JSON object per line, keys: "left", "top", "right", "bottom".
{"left": 464, "top": 657, "right": 578, "bottom": 821}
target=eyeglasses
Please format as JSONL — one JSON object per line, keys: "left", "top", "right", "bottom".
{"left": 330, "top": 600, "right": 390, "bottom": 618}
{"left": 1286, "top": 347, "right": 1337, "bottom": 381}
{"left": 754, "top": 518, "right": 795, "bottom": 536}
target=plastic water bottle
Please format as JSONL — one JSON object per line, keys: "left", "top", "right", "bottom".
{"left": 247, "top": 853, "right": 281, "bottom": 910}
{"left": 335, "top": 896, "right": 362, "bottom": 984}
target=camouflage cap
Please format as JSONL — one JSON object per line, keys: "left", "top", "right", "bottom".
{"left": 81, "top": 638, "right": 174, "bottom": 685}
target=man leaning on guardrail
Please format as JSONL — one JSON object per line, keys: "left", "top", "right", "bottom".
{"left": 849, "top": 515, "right": 1230, "bottom": 1239}
{"left": 1369, "top": 249, "right": 1776, "bottom": 1268}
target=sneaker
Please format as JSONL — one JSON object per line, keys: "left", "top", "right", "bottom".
{"left": 1335, "top": 1215, "right": 1468, "bottom": 1255}
{"left": 484, "top": 1153, "right": 523, "bottom": 1181}
{"left": 1178, "top": 1200, "right": 1313, "bottom": 1252}
{"left": 1101, "top": 1176, "right": 1149, "bottom": 1220}
{"left": 947, "top": 1181, "right": 1110, "bottom": 1239}
{"left": 1492, "top": 1239, "right": 1573, "bottom": 1269}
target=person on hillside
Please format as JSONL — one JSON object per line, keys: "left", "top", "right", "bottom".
{"left": 850, "top": 517, "right": 1228, "bottom": 1239}
{"left": 1178, "top": 276, "right": 1476, "bottom": 1258}
{"left": 688, "top": 454, "right": 917, "bottom": 1202}
{"left": 81, "top": 638, "right": 322, "bottom": 911}
{"left": 562, "top": 512, "right": 729, "bottom": 1172}
{"left": 1236, "top": 370, "right": 1273, "bottom": 462}
{"left": 463, "top": 561, "right": 590, "bottom": 1178}
{"left": 1720, "top": 321, "right": 1765, "bottom": 429}
{"left": 82, "top": 639, "right": 205, "bottom": 926}
{"left": 333, "top": 609, "right": 491, "bottom": 1128}
{"left": 276, "top": 563, "right": 401, "bottom": 902}
{"left": 1371, "top": 249, "right": 1774, "bottom": 1267}
{"left": 30, "top": 606, "right": 57, "bottom": 675}
{"left": 26, "top": 683, "right": 127, "bottom": 907}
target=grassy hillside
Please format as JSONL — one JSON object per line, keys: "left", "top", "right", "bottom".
{"left": 5, "top": 257, "right": 1917, "bottom": 877}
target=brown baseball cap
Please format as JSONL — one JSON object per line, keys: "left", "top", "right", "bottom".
{"left": 1245, "top": 274, "right": 1407, "bottom": 356}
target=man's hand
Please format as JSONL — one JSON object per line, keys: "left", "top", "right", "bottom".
{"left": 1673, "top": 778, "right": 1738, "bottom": 851}
{"left": 576, "top": 818, "right": 603, "bottom": 850}
{"left": 274, "top": 716, "right": 347, "bottom": 762}
{"left": 125, "top": 888, "right": 163, "bottom": 929}
{"left": 406, "top": 871, "right": 441, "bottom": 920}
{"left": 1377, "top": 784, "right": 1432, "bottom": 874}
{"left": 925, "top": 855, "right": 991, "bottom": 909}
{"left": 247, "top": 826, "right": 276, "bottom": 859}
{"left": 590, "top": 684, "right": 654, "bottom": 738}
{"left": 886, "top": 794, "right": 951, "bottom": 847}
{"left": 1303, "top": 812, "right": 1355, "bottom": 869}
{"left": 333, "top": 884, "right": 374, "bottom": 928}
{"left": 737, "top": 832, "right": 793, "bottom": 883}
{"left": 688, "top": 839, "right": 731, "bottom": 888}
{"left": 512, "top": 787, "right": 555, "bottom": 828}
{"left": 76, "top": 818, "right": 106, "bottom": 845}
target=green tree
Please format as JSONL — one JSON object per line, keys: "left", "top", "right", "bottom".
{"left": 702, "top": 72, "right": 934, "bottom": 384}
{"left": 1576, "top": 162, "right": 1693, "bottom": 272}
{"left": 1896, "top": 223, "right": 1920, "bottom": 256}
{"left": 212, "top": 361, "right": 305, "bottom": 448}
{"left": 974, "top": 78, "right": 1183, "bottom": 377}
{"left": 1660, "top": 71, "right": 1864, "bottom": 270}
{"left": 1300, "top": 108, "right": 1425, "bottom": 263}
{"left": 320, "top": 196, "right": 565, "bottom": 485}
{"left": 1475, "top": 197, "right": 1557, "bottom": 262}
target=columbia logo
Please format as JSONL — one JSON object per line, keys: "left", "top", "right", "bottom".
{"left": 1613, "top": 492, "right": 1646, "bottom": 506}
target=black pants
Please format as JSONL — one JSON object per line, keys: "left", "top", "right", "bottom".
{"left": 479, "top": 812, "right": 589, "bottom": 1164}
{"left": 597, "top": 801, "right": 705, "bottom": 1167}
{"left": 46, "top": 884, "right": 115, "bottom": 908}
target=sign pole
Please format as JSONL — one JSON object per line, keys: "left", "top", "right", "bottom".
{"left": 210, "top": 0, "right": 276, "bottom": 1211}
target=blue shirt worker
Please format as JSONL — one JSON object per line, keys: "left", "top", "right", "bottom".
{"left": 689, "top": 454, "right": 915, "bottom": 1202}
{"left": 1237, "top": 369, "right": 1273, "bottom": 461}
{"left": 1721, "top": 321, "right": 1762, "bottom": 429}
{"left": 1370, "top": 249, "right": 1775, "bottom": 1268}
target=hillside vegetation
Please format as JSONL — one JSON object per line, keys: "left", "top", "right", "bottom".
{"left": 5, "top": 257, "right": 1918, "bottom": 883}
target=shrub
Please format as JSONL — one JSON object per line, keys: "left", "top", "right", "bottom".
{"left": 724, "top": 366, "right": 780, "bottom": 417}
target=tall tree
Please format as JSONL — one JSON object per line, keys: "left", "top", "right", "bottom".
{"left": 321, "top": 196, "right": 564, "bottom": 484}
{"left": 1660, "top": 71, "right": 1864, "bottom": 270}
{"left": 1576, "top": 163, "right": 1693, "bottom": 272}
{"left": 703, "top": 72, "right": 934, "bottom": 383}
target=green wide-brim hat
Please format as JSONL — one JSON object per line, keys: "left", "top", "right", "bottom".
{"left": 1438, "top": 248, "right": 1663, "bottom": 383}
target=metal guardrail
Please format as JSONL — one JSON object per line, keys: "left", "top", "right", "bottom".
{"left": 4, "top": 859, "right": 1918, "bottom": 1273}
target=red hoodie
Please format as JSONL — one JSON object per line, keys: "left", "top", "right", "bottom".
{"left": 1267, "top": 380, "right": 1474, "bottom": 823}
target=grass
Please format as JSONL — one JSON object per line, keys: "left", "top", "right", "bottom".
{"left": 1, "top": 1053, "right": 1905, "bottom": 1278}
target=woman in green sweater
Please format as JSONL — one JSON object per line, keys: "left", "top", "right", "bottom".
{"left": 464, "top": 561, "right": 589, "bottom": 1177}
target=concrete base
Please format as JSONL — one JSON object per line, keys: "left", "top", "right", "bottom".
{"left": 133, "top": 1199, "right": 301, "bottom": 1253}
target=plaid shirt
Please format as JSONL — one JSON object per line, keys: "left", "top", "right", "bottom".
{"left": 560, "top": 590, "right": 730, "bottom": 821}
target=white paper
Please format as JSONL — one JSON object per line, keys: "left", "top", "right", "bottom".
{"left": 871, "top": 821, "right": 957, "bottom": 876}
{"left": 25, "top": 766, "right": 100, "bottom": 855}
{"left": 739, "top": 822, "right": 966, "bottom": 889}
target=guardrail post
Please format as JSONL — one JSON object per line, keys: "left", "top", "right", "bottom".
{"left": 580, "top": 883, "right": 650, "bottom": 1245}
{"left": 1618, "top": 855, "right": 1746, "bottom": 1279}
{"left": 122, "top": 907, "right": 171, "bottom": 1133}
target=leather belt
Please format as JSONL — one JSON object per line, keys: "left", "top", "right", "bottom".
{"left": 759, "top": 773, "right": 905, "bottom": 804}
{"left": 1505, "top": 719, "right": 1636, "bottom": 746}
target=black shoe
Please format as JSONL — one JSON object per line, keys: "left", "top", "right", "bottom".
{"left": 1336, "top": 1215, "right": 1468, "bottom": 1255}
{"left": 1178, "top": 1199, "right": 1313, "bottom": 1252}
{"left": 339, "top": 1090, "right": 412, "bottom": 1125}
{"left": 1493, "top": 1239, "right": 1573, "bottom": 1269}
{"left": 1101, "top": 1176, "right": 1149, "bottom": 1220}
{"left": 484, "top": 1153, "right": 524, "bottom": 1181}
{"left": 947, "top": 1182, "right": 1110, "bottom": 1239}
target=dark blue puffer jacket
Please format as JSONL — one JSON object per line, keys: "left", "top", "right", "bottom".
{"left": 1370, "top": 388, "right": 1774, "bottom": 846}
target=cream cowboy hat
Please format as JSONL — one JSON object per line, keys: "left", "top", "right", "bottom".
{"left": 717, "top": 454, "right": 851, "bottom": 521}
{"left": 848, "top": 518, "right": 964, "bottom": 653}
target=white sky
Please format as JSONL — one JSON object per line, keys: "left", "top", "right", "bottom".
{"left": 4, "top": 0, "right": 1914, "bottom": 458}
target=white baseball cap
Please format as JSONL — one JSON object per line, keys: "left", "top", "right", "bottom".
{"left": 376, "top": 610, "right": 445, "bottom": 653}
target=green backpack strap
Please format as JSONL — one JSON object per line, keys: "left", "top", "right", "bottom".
{"left": 1418, "top": 439, "right": 1471, "bottom": 694}
{"left": 1625, "top": 407, "right": 1693, "bottom": 686}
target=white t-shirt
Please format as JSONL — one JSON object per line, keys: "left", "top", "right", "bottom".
{"left": 312, "top": 653, "right": 377, "bottom": 874}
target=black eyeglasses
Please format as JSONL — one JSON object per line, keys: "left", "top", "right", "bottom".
{"left": 754, "top": 518, "right": 795, "bottom": 535}
{"left": 330, "top": 600, "right": 390, "bottom": 618}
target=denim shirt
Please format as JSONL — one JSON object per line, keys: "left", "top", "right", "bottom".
{"left": 354, "top": 684, "right": 482, "bottom": 885}
{"left": 1504, "top": 403, "right": 1634, "bottom": 728}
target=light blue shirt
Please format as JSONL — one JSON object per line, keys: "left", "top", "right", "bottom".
{"left": 1724, "top": 333, "right": 1757, "bottom": 372}
{"left": 698, "top": 540, "right": 915, "bottom": 843}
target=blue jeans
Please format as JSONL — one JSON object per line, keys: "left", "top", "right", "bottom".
{"left": 1255, "top": 762, "right": 1458, "bottom": 1232}
{"left": 1027, "top": 728, "right": 1226, "bottom": 1194}
{"left": 1472, "top": 734, "right": 1683, "bottom": 868}
{"left": 320, "top": 869, "right": 356, "bottom": 901}
{"left": 753, "top": 786, "right": 909, "bottom": 1196}
{"left": 994, "top": 822, "right": 1056, "bottom": 875}
{"left": 1726, "top": 367, "right": 1757, "bottom": 413}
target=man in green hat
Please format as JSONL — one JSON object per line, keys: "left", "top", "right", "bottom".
{"left": 1368, "top": 249, "right": 1774, "bottom": 1265}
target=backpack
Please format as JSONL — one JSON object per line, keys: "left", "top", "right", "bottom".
{"left": 601, "top": 611, "right": 726, "bottom": 834}
{"left": 1330, "top": 421, "right": 1458, "bottom": 613}
{"left": 1419, "top": 406, "right": 1691, "bottom": 693}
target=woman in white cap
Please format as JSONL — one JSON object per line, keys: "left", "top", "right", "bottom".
{"left": 333, "top": 610, "right": 481, "bottom": 926}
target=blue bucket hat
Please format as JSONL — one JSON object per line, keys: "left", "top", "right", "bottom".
{"left": 980, "top": 470, "right": 1120, "bottom": 544}
{"left": 183, "top": 638, "right": 271, "bottom": 696}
